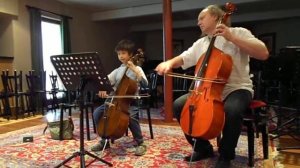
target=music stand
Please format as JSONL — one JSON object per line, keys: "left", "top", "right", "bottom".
{"left": 50, "top": 52, "right": 113, "bottom": 167}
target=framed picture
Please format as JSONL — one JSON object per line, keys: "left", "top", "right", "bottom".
{"left": 258, "top": 33, "right": 276, "bottom": 56}
{"left": 173, "top": 39, "right": 184, "bottom": 56}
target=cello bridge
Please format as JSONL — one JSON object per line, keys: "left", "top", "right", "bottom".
{"left": 105, "top": 102, "right": 115, "bottom": 107}
{"left": 189, "top": 89, "right": 202, "bottom": 95}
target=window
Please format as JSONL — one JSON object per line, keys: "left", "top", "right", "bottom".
{"left": 41, "top": 17, "right": 65, "bottom": 98}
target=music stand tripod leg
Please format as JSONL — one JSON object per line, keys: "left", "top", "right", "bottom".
{"left": 55, "top": 101, "right": 113, "bottom": 167}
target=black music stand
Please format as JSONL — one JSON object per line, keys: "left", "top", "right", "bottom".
{"left": 50, "top": 52, "right": 113, "bottom": 167}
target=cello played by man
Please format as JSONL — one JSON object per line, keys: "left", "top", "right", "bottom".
{"left": 155, "top": 4, "right": 269, "bottom": 168}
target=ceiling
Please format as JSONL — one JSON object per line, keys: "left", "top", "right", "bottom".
{"left": 56, "top": 0, "right": 300, "bottom": 28}
{"left": 56, "top": 0, "right": 166, "bottom": 12}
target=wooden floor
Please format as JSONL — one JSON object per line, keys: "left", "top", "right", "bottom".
{"left": 275, "top": 136, "right": 300, "bottom": 167}
{"left": 0, "top": 111, "right": 300, "bottom": 168}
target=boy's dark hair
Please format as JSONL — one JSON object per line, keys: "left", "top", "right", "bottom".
{"left": 114, "top": 39, "right": 135, "bottom": 55}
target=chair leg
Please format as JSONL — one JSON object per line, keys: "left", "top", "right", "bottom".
{"left": 146, "top": 107, "right": 154, "bottom": 139}
{"left": 260, "top": 107, "right": 269, "bottom": 159}
{"left": 15, "top": 95, "right": 19, "bottom": 119}
{"left": 26, "top": 94, "right": 34, "bottom": 116}
{"left": 21, "top": 96, "right": 26, "bottom": 117}
{"left": 68, "top": 106, "right": 72, "bottom": 116}
{"left": 36, "top": 93, "right": 45, "bottom": 116}
{"left": 3, "top": 96, "right": 11, "bottom": 120}
{"left": 26, "top": 93, "right": 35, "bottom": 116}
{"left": 40, "top": 94, "right": 44, "bottom": 115}
{"left": 245, "top": 120, "right": 255, "bottom": 167}
{"left": 255, "top": 111, "right": 260, "bottom": 138}
{"left": 261, "top": 123, "right": 269, "bottom": 159}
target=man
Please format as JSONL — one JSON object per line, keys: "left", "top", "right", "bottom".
{"left": 155, "top": 4, "right": 268, "bottom": 168}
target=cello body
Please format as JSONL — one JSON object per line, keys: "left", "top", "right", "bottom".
{"left": 180, "top": 2, "right": 236, "bottom": 140}
{"left": 97, "top": 75, "right": 138, "bottom": 140}
{"left": 180, "top": 47, "right": 232, "bottom": 139}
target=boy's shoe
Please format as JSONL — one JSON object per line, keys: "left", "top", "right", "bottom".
{"left": 135, "top": 143, "right": 147, "bottom": 156}
{"left": 91, "top": 140, "right": 110, "bottom": 152}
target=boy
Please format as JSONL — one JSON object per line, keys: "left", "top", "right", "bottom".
{"left": 91, "top": 39, "right": 148, "bottom": 156}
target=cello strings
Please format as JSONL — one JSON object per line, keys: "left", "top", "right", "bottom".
{"left": 106, "top": 94, "right": 151, "bottom": 99}
{"left": 166, "top": 72, "right": 227, "bottom": 83}
{"left": 96, "top": 93, "right": 151, "bottom": 99}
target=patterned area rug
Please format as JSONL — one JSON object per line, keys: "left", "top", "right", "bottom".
{"left": 0, "top": 119, "right": 265, "bottom": 168}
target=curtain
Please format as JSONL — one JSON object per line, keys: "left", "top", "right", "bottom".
{"left": 28, "top": 7, "right": 43, "bottom": 71}
{"left": 61, "top": 16, "right": 71, "bottom": 54}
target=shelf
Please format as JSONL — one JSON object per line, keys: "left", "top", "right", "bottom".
{"left": 0, "top": 56, "right": 14, "bottom": 59}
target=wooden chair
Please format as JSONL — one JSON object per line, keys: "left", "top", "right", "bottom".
{"left": 217, "top": 71, "right": 269, "bottom": 167}
{"left": 216, "top": 100, "right": 268, "bottom": 167}
{"left": 148, "top": 72, "right": 158, "bottom": 108}
{"left": 0, "top": 90, "right": 7, "bottom": 117}
{"left": 173, "top": 75, "right": 188, "bottom": 100}
{"left": 136, "top": 95, "right": 154, "bottom": 139}
{"left": 137, "top": 72, "right": 159, "bottom": 139}
{"left": 112, "top": 97, "right": 154, "bottom": 144}
{"left": 115, "top": 73, "right": 158, "bottom": 141}
{"left": 244, "top": 100, "right": 269, "bottom": 166}
{"left": 0, "top": 83, "right": 10, "bottom": 119}
{"left": 57, "top": 90, "right": 96, "bottom": 141}
{"left": 1, "top": 70, "right": 26, "bottom": 119}
{"left": 25, "top": 70, "right": 47, "bottom": 115}
{"left": 48, "top": 73, "right": 60, "bottom": 111}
